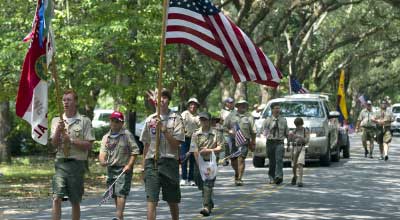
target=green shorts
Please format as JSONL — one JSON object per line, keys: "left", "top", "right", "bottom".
{"left": 107, "top": 166, "right": 132, "bottom": 198}
{"left": 144, "top": 158, "right": 181, "bottom": 203}
{"left": 52, "top": 159, "right": 85, "bottom": 204}
{"left": 231, "top": 143, "right": 249, "bottom": 158}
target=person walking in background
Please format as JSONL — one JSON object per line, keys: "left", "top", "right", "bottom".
{"left": 190, "top": 112, "right": 224, "bottom": 217}
{"left": 50, "top": 89, "right": 95, "bottom": 220}
{"left": 356, "top": 100, "right": 376, "bottom": 158}
{"left": 372, "top": 100, "right": 394, "bottom": 161}
{"left": 223, "top": 100, "right": 256, "bottom": 186}
{"left": 219, "top": 97, "right": 235, "bottom": 166}
{"left": 140, "top": 88, "right": 185, "bottom": 220}
{"left": 99, "top": 111, "right": 140, "bottom": 220}
{"left": 180, "top": 98, "right": 201, "bottom": 186}
{"left": 262, "top": 102, "right": 288, "bottom": 185}
{"left": 288, "top": 118, "right": 309, "bottom": 187}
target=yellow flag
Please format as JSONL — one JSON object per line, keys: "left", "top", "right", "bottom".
{"left": 337, "top": 69, "right": 348, "bottom": 123}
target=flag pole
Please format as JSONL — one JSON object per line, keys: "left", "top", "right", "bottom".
{"left": 154, "top": 0, "right": 169, "bottom": 168}
{"left": 50, "top": 56, "right": 68, "bottom": 156}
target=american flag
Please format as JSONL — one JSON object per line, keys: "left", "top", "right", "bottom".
{"left": 98, "top": 185, "right": 113, "bottom": 206}
{"left": 290, "top": 77, "right": 309, "bottom": 94}
{"left": 234, "top": 123, "right": 247, "bottom": 146}
{"left": 166, "top": 0, "right": 282, "bottom": 87}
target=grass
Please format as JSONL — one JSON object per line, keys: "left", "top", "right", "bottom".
{"left": 0, "top": 156, "right": 143, "bottom": 199}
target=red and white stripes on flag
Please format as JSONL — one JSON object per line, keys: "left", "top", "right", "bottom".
{"left": 234, "top": 123, "right": 247, "bottom": 146}
{"left": 166, "top": 0, "right": 282, "bottom": 87}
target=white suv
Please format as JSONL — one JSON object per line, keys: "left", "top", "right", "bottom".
{"left": 390, "top": 103, "right": 400, "bottom": 134}
{"left": 253, "top": 94, "right": 348, "bottom": 167}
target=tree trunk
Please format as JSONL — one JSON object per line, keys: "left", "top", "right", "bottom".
{"left": 234, "top": 82, "right": 247, "bottom": 101}
{"left": 0, "top": 101, "right": 11, "bottom": 163}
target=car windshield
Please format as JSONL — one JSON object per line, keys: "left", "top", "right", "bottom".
{"left": 264, "top": 101, "right": 324, "bottom": 118}
{"left": 392, "top": 107, "right": 400, "bottom": 113}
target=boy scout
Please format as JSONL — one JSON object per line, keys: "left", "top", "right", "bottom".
{"left": 223, "top": 100, "right": 256, "bottom": 186}
{"left": 372, "top": 100, "right": 394, "bottom": 161}
{"left": 288, "top": 117, "right": 309, "bottom": 187}
{"left": 219, "top": 97, "right": 235, "bottom": 166}
{"left": 50, "top": 89, "right": 95, "bottom": 220}
{"left": 262, "top": 102, "right": 288, "bottom": 185}
{"left": 356, "top": 100, "right": 376, "bottom": 158}
{"left": 180, "top": 98, "right": 201, "bottom": 186}
{"left": 99, "top": 111, "right": 140, "bottom": 220}
{"left": 190, "top": 112, "right": 224, "bottom": 217}
{"left": 140, "top": 89, "right": 185, "bottom": 220}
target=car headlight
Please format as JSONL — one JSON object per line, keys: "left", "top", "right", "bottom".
{"left": 310, "top": 127, "right": 325, "bottom": 137}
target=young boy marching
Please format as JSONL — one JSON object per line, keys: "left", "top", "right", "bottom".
{"left": 288, "top": 117, "right": 309, "bottom": 187}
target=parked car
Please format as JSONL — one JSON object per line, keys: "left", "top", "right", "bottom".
{"left": 390, "top": 103, "right": 400, "bottom": 134}
{"left": 253, "top": 94, "right": 350, "bottom": 168}
{"left": 92, "top": 109, "right": 114, "bottom": 128}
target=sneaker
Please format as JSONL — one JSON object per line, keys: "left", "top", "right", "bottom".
{"left": 364, "top": 150, "right": 369, "bottom": 158}
{"left": 200, "top": 208, "right": 210, "bottom": 216}
{"left": 180, "top": 179, "right": 187, "bottom": 186}
{"left": 369, "top": 155, "right": 373, "bottom": 159}
{"left": 275, "top": 177, "right": 283, "bottom": 185}
{"left": 189, "top": 180, "right": 196, "bottom": 186}
{"left": 297, "top": 182, "right": 303, "bottom": 187}
{"left": 379, "top": 156, "right": 384, "bottom": 160}
{"left": 384, "top": 156, "right": 389, "bottom": 161}
{"left": 291, "top": 176, "right": 297, "bottom": 185}
{"left": 237, "top": 180, "right": 243, "bottom": 186}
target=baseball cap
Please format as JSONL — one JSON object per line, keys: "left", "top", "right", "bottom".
{"left": 198, "top": 112, "right": 211, "bottom": 120}
{"left": 187, "top": 97, "right": 200, "bottom": 105}
{"left": 224, "top": 97, "right": 234, "bottom": 103}
{"left": 366, "top": 100, "right": 372, "bottom": 105}
{"left": 110, "top": 111, "right": 124, "bottom": 122}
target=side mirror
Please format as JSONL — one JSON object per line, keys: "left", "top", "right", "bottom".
{"left": 328, "top": 111, "right": 340, "bottom": 118}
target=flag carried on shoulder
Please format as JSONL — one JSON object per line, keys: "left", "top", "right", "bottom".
{"left": 337, "top": 69, "right": 348, "bottom": 124}
{"left": 290, "top": 77, "right": 309, "bottom": 94}
{"left": 166, "top": 0, "right": 282, "bottom": 87}
{"left": 16, "top": 0, "right": 55, "bottom": 145}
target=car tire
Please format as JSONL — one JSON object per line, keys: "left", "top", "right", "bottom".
{"left": 320, "top": 141, "right": 331, "bottom": 167}
{"left": 331, "top": 143, "right": 340, "bottom": 162}
{"left": 253, "top": 156, "right": 265, "bottom": 168}
{"left": 343, "top": 138, "right": 350, "bottom": 158}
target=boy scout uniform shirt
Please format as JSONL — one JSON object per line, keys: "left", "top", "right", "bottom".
{"left": 374, "top": 109, "right": 394, "bottom": 127}
{"left": 100, "top": 128, "right": 140, "bottom": 166}
{"left": 181, "top": 110, "right": 201, "bottom": 138}
{"left": 262, "top": 115, "right": 289, "bottom": 140}
{"left": 190, "top": 128, "right": 225, "bottom": 161}
{"left": 223, "top": 111, "right": 256, "bottom": 141}
{"left": 220, "top": 107, "right": 232, "bottom": 122}
{"left": 50, "top": 113, "right": 95, "bottom": 160}
{"left": 358, "top": 109, "right": 376, "bottom": 128}
{"left": 140, "top": 110, "right": 185, "bottom": 160}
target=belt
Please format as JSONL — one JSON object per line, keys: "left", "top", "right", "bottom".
{"left": 267, "top": 139, "right": 284, "bottom": 144}
{"left": 56, "top": 158, "right": 77, "bottom": 163}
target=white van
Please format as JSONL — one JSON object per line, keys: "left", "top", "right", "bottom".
{"left": 391, "top": 103, "right": 400, "bottom": 134}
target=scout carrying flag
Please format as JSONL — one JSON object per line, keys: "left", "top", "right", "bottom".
{"left": 16, "top": 0, "right": 55, "bottom": 145}
{"left": 165, "top": 0, "right": 282, "bottom": 87}
{"left": 337, "top": 69, "right": 348, "bottom": 125}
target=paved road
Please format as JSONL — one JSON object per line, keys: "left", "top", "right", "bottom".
{"left": 2, "top": 133, "right": 400, "bottom": 219}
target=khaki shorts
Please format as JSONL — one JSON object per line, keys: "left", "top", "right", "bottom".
{"left": 362, "top": 127, "right": 375, "bottom": 143}
{"left": 144, "top": 158, "right": 181, "bottom": 203}
{"left": 107, "top": 166, "right": 132, "bottom": 198}
{"left": 376, "top": 127, "right": 391, "bottom": 144}
{"left": 52, "top": 159, "right": 85, "bottom": 204}
{"left": 231, "top": 143, "right": 249, "bottom": 158}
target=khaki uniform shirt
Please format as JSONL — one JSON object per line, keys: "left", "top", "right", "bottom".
{"left": 190, "top": 128, "right": 225, "bottom": 161}
{"left": 220, "top": 107, "right": 232, "bottom": 122}
{"left": 374, "top": 109, "right": 393, "bottom": 127}
{"left": 50, "top": 113, "right": 95, "bottom": 160}
{"left": 262, "top": 115, "right": 288, "bottom": 141}
{"left": 140, "top": 110, "right": 185, "bottom": 160}
{"left": 223, "top": 110, "right": 256, "bottom": 141}
{"left": 358, "top": 109, "right": 375, "bottom": 128}
{"left": 100, "top": 128, "right": 140, "bottom": 166}
{"left": 181, "top": 110, "right": 200, "bottom": 138}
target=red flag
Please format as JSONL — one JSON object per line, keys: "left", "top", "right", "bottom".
{"left": 166, "top": 0, "right": 282, "bottom": 87}
{"left": 16, "top": 0, "right": 53, "bottom": 145}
